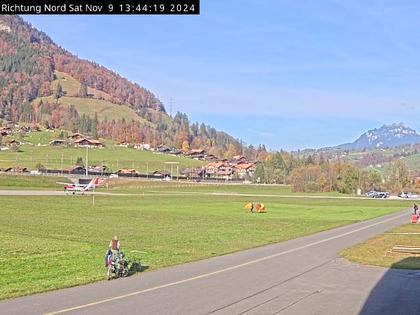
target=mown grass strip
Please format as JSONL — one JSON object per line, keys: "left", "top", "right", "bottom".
{"left": 0, "top": 192, "right": 411, "bottom": 299}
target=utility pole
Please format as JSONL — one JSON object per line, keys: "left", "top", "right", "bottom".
{"left": 85, "top": 146, "right": 88, "bottom": 176}
{"left": 92, "top": 183, "right": 95, "bottom": 207}
{"left": 61, "top": 152, "right": 64, "bottom": 175}
{"left": 165, "top": 162, "right": 179, "bottom": 181}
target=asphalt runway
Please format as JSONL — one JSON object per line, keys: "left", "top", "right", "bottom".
{"left": 0, "top": 208, "right": 416, "bottom": 315}
{"left": 0, "top": 190, "right": 128, "bottom": 196}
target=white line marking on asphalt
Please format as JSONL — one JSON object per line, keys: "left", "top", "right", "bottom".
{"left": 45, "top": 211, "right": 407, "bottom": 315}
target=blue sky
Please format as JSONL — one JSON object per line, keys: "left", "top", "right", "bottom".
{"left": 24, "top": 0, "right": 420, "bottom": 150}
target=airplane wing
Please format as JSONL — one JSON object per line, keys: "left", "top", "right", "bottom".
{"left": 56, "top": 181, "right": 73, "bottom": 185}
{"left": 57, "top": 181, "right": 86, "bottom": 188}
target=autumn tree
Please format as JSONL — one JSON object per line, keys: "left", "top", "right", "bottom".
{"left": 360, "top": 170, "right": 382, "bottom": 192}
{"left": 386, "top": 160, "right": 410, "bottom": 191}
{"left": 224, "top": 143, "right": 238, "bottom": 159}
{"left": 182, "top": 140, "right": 190, "bottom": 152}
{"left": 289, "top": 165, "right": 325, "bottom": 192}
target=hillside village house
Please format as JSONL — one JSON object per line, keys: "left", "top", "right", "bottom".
{"left": 187, "top": 149, "right": 206, "bottom": 160}
{"left": 181, "top": 167, "right": 205, "bottom": 179}
{"left": 64, "top": 165, "right": 86, "bottom": 174}
{"left": 204, "top": 154, "right": 218, "bottom": 161}
{"left": 49, "top": 139, "right": 67, "bottom": 146}
{"left": 6, "top": 139, "right": 20, "bottom": 147}
{"left": 117, "top": 168, "right": 138, "bottom": 175}
{"left": 0, "top": 127, "right": 11, "bottom": 136}
{"left": 169, "top": 149, "right": 183, "bottom": 156}
{"left": 19, "top": 125, "right": 36, "bottom": 133}
{"left": 204, "top": 161, "right": 234, "bottom": 179}
{"left": 116, "top": 142, "right": 130, "bottom": 148}
{"left": 88, "top": 165, "right": 108, "bottom": 173}
{"left": 134, "top": 143, "right": 151, "bottom": 150}
{"left": 68, "top": 133, "right": 85, "bottom": 141}
{"left": 215, "top": 165, "right": 234, "bottom": 179}
{"left": 156, "top": 146, "right": 171, "bottom": 154}
{"left": 234, "top": 163, "right": 256, "bottom": 178}
{"left": 229, "top": 155, "right": 248, "bottom": 165}
{"left": 205, "top": 161, "right": 226, "bottom": 176}
{"left": 204, "top": 155, "right": 257, "bottom": 180}
{"left": 74, "top": 138, "right": 104, "bottom": 148}
{"left": 1, "top": 167, "right": 28, "bottom": 173}
{"left": 135, "top": 144, "right": 216, "bottom": 161}
{"left": 152, "top": 170, "right": 170, "bottom": 178}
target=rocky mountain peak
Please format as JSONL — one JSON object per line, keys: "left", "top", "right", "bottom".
{"left": 335, "top": 123, "right": 420, "bottom": 150}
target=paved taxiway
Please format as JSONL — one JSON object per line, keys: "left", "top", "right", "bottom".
{"left": 0, "top": 206, "right": 415, "bottom": 315}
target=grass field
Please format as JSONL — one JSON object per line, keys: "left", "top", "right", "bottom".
{"left": 0, "top": 141, "right": 204, "bottom": 173}
{"left": 36, "top": 70, "right": 172, "bottom": 130}
{"left": 0, "top": 174, "right": 344, "bottom": 195}
{"left": 35, "top": 71, "right": 151, "bottom": 124}
{"left": 36, "top": 96, "right": 150, "bottom": 125}
{"left": 0, "top": 187, "right": 411, "bottom": 300}
{"left": 53, "top": 71, "right": 112, "bottom": 101}
{"left": 105, "top": 179, "right": 346, "bottom": 196}
{"left": 0, "top": 174, "right": 68, "bottom": 190}
{"left": 341, "top": 223, "right": 420, "bottom": 269}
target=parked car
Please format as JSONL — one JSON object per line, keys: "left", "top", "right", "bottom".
{"left": 366, "top": 191, "right": 389, "bottom": 198}
{"left": 366, "top": 191, "right": 377, "bottom": 198}
{"left": 398, "top": 192, "right": 419, "bottom": 199}
{"left": 376, "top": 191, "right": 390, "bottom": 198}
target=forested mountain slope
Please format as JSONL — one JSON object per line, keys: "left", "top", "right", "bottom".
{"left": 0, "top": 15, "right": 254, "bottom": 159}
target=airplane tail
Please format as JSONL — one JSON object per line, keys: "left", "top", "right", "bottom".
{"left": 84, "top": 177, "right": 99, "bottom": 191}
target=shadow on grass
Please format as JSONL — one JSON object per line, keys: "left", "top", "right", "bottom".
{"left": 359, "top": 257, "right": 420, "bottom": 315}
{"left": 128, "top": 261, "right": 149, "bottom": 277}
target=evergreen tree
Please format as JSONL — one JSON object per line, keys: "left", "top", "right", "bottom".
{"left": 254, "top": 164, "right": 266, "bottom": 183}
{"left": 92, "top": 112, "right": 98, "bottom": 138}
{"left": 55, "top": 82, "right": 63, "bottom": 99}
{"left": 78, "top": 82, "right": 88, "bottom": 97}
{"left": 76, "top": 157, "right": 84, "bottom": 167}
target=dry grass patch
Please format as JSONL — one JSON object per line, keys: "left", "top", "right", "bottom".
{"left": 341, "top": 223, "right": 420, "bottom": 269}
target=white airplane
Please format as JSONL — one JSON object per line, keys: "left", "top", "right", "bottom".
{"left": 57, "top": 177, "right": 100, "bottom": 195}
